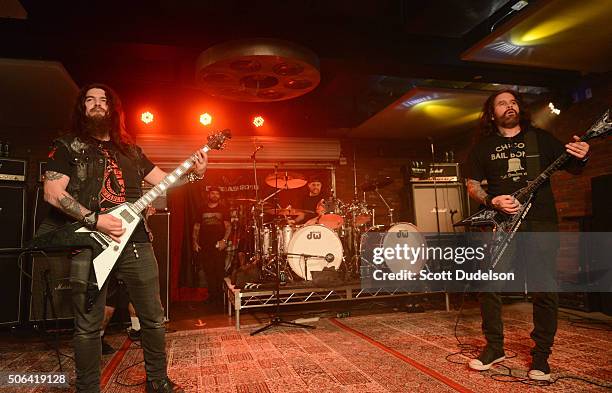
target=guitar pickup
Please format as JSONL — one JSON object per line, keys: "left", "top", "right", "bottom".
{"left": 90, "top": 231, "right": 111, "bottom": 249}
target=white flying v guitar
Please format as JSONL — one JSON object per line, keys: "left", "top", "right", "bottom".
{"left": 28, "top": 129, "right": 231, "bottom": 289}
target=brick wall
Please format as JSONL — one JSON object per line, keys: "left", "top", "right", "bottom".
{"left": 334, "top": 139, "right": 431, "bottom": 226}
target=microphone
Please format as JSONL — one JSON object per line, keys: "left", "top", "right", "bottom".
{"left": 250, "top": 145, "right": 263, "bottom": 159}
{"left": 325, "top": 253, "right": 335, "bottom": 263}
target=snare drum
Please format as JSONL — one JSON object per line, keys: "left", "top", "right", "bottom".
{"left": 286, "top": 225, "right": 343, "bottom": 280}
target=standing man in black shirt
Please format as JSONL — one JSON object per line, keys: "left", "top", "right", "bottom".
{"left": 192, "top": 186, "right": 231, "bottom": 304}
{"left": 465, "top": 89, "right": 590, "bottom": 380}
{"left": 41, "top": 83, "right": 207, "bottom": 393}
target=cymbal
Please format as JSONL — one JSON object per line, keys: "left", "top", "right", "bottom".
{"left": 265, "top": 172, "right": 307, "bottom": 189}
{"left": 264, "top": 207, "right": 314, "bottom": 216}
{"left": 360, "top": 176, "right": 393, "bottom": 192}
{"left": 230, "top": 198, "right": 259, "bottom": 203}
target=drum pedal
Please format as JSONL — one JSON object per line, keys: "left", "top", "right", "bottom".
{"left": 404, "top": 303, "right": 425, "bottom": 313}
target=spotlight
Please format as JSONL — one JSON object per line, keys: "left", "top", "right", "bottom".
{"left": 253, "top": 116, "right": 264, "bottom": 127}
{"left": 200, "top": 113, "right": 213, "bottom": 126}
{"left": 548, "top": 102, "right": 561, "bottom": 115}
{"left": 141, "top": 111, "right": 154, "bottom": 124}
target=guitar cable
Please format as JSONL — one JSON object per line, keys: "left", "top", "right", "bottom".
{"left": 444, "top": 286, "right": 611, "bottom": 388}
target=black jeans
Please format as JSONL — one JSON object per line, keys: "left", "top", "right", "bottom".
{"left": 198, "top": 244, "right": 225, "bottom": 301}
{"left": 478, "top": 220, "right": 559, "bottom": 357}
{"left": 71, "top": 243, "right": 167, "bottom": 392}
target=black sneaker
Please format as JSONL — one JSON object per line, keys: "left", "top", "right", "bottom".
{"left": 528, "top": 354, "right": 551, "bottom": 381}
{"left": 145, "top": 377, "right": 184, "bottom": 393}
{"left": 101, "top": 337, "right": 116, "bottom": 355}
{"left": 468, "top": 346, "right": 505, "bottom": 371}
{"left": 127, "top": 328, "right": 141, "bottom": 341}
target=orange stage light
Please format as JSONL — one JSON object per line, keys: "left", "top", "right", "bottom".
{"left": 253, "top": 116, "right": 264, "bottom": 127}
{"left": 200, "top": 113, "right": 213, "bottom": 126}
{"left": 141, "top": 111, "right": 154, "bottom": 124}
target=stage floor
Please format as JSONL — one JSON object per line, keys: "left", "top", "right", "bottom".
{"left": 0, "top": 301, "right": 610, "bottom": 392}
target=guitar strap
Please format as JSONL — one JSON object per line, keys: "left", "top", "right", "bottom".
{"left": 524, "top": 129, "right": 541, "bottom": 180}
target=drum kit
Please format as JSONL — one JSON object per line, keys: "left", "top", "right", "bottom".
{"left": 227, "top": 167, "right": 426, "bottom": 283}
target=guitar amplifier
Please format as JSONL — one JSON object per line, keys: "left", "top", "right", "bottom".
{"left": 409, "top": 163, "right": 460, "bottom": 183}
{"left": 0, "top": 158, "right": 27, "bottom": 182}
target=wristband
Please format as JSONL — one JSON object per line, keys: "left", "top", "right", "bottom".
{"left": 83, "top": 211, "right": 98, "bottom": 230}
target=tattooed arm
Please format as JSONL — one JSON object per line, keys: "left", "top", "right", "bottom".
{"left": 43, "top": 171, "right": 90, "bottom": 220}
{"left": 466, "top": 178, "right": 488, "bottom": 206}
{"left": 466, "top": 178, "right": 520, "bottom": 214}
{"left": 43, "top": 171, "right": 126, "bottom": 241}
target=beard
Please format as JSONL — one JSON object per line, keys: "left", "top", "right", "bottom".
{"left": 83, "top": 113, "right": 113, "bottom": 139}
{"left": 496, "top": 110, "right": 520, "bottom": 129}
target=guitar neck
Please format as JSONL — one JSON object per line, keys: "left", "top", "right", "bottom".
{"left": 132, "top": 145, "right": 211, "bottom": 214}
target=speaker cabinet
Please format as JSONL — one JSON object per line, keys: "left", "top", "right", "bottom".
{"left": 0, "top": 254, "right": 23, "bottom": 325}
{"left": 0, "top": 184, "right": 25, "bottom": 249}
{"left": 29, "top": 253, "right": 73, "bottom": 321}
{"left": 0, "top": 184, "right": 25, "bottom": 325}
{"left": 148, "top": 212, "right": 170, "bottom": 320}
{"left": 411, "top": 182, "right": 467, "bottom": 232}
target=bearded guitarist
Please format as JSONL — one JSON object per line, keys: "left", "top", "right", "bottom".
{"left": 39, "top": 83, "right": 206, "bottom": 393}
{"left": 465, "top": 89, "right": 590, "bottom": 380}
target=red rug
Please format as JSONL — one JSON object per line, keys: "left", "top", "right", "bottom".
{"left": 98, "top": 307, "right": 610, "bottom": 392}
{"left": 1, "top": 306, "right": 610, "bottom": 392}
{"left": 0, "top": 333, "right": 127, "bottom": 393}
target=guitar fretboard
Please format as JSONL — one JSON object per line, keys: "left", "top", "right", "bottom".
{"left": 132, "top": 146, "right": 211, "bottom": 213}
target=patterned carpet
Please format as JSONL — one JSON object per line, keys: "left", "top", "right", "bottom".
{"left": 1, "top": 306, "right": 610, "bottom": 392}
{"left": 100, "top": 306, "right": 610, "bottom": 393}
{"left": 0, "top": 332, "right": 126, "bottom": 392}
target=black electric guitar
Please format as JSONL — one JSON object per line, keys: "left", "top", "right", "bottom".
{"left": 455, "top": 110, "right": 611, "bottom": 268}
{"left": 28, "top": 129, "right": 231, "bottom": 289}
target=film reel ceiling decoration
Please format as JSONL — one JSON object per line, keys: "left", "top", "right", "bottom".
{"left": 196, "top": 39, "right": 320, "bottom": 102}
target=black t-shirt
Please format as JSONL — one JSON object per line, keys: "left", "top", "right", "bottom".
{"left": 466, "top": 127, "right": 566, "bottom": 222}
{"left": 197, "top": 204, "right": 229, "bottom": 245}
{"left": 47, "top": 139, "right": 155, "bottom": 242}
{"left": 301, "top": 193, "right": 325, "bottom": 221}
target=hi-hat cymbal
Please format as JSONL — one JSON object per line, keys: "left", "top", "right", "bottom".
{"left": 229, "top": 198, "right": 272, "bottom": 207}
{"left": 265, "top": 172, "right": 307, "bottom": 189}
{"left": 264, "top": 207, "right": 314, "bottom": 216}
{"left": 360, "top": 176, "right": 393, "bottom": 192}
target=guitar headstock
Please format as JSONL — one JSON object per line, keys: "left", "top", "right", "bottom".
{"left": 582, "top": 109, "right": 611, "bottom": 142}
{"left": 206, "top": 129, "right": 232, "bottom": 151}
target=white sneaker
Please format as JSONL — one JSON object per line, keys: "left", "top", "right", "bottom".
{"left": 528, "top": 369, "right": 551, "bottom": 381}
{"left": 468, "top": 348, "right": 506, "bottom": 371}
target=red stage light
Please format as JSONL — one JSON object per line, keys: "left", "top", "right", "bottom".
{"left": 141, "top": 111, "right": 154, "bottom": 124}
{"left": 253, "top": 116, "right": 264, "bottom": 127}
{"left": 200, "top": 113, "right": 213, "bottom": 126}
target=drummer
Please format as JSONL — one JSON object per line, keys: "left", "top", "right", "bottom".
{"left": 293, "top": 176, "right": 327, "bottom": 225}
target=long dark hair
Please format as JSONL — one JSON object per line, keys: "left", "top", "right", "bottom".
{"left": 71, "top": 83, "right": 135, "bottom": 156}
{"left": 479, "top": 89, "right": 531, "bottom": 137}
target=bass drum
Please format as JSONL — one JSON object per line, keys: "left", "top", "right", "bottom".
{"left": 360, "top": 222, "right": 427, "bottom": 275}
{"left": 287, "top": 225, "right": 343, "bottom": 280}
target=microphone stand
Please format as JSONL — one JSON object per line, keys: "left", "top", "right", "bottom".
{"left": 251, "top": 165, "right": 314, "bottom": 335}
{"left": 429, "top": 137, "right": 441, "bottom": 235}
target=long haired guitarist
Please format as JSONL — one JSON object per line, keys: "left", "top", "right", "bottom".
{"left": 465, "top": 89, "right": 590, "bottom": 381}
{"left": 39, "top": 83, "right": 206, "bottom": 393}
